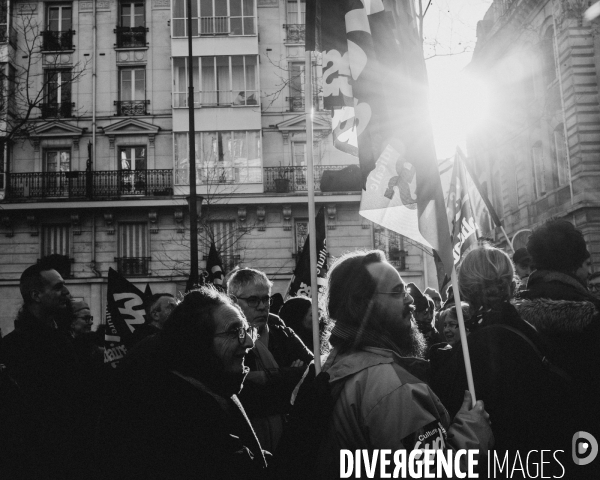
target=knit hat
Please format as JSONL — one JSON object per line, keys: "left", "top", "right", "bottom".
{"left": 407, "top": 283, "right": 429, "bottom": 312}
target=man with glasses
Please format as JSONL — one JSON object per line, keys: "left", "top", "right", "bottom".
{"left": 315, "top": 250, "right": 493, "bottom": 477}
{"left": 228, "top": 268, "right": 313, "bottom": 453}
{"left": 97, "top": 287, "right": 268, "bottom": 479}
{"left": 588, "top": 271, "right": 600, "bottom": 299}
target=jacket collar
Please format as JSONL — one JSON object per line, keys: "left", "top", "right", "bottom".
{"left": 323, "top": 346, "right": 428, "bottom": 383}
{"left": 14, "top": 307, "right": 58, "bottom": 333}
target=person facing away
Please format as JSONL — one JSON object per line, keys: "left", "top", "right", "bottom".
{"left": 96, "top": 287, "right": 267, "bottom": 480}
{"left": 228, "top": 268, "right": 313, "bottom": 452}
{"left": 278, "top": 295, "right": 329, "bottom": 355}
{"left": 0, "top": 263, "right": 92, "bottom": 479}
{"left": 130, "top": 293, "right": 177, "bottom": 346}
{"left": 516, "top": 219, "right": 600, "bottom": 471}
{"left": 431, "top": 245, "right": 576, "bottom": 473}
{"left": 316, "top": 250, "right": 493, "bottom": 479}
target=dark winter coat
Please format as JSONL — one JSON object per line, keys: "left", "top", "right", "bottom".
{"left": 239, "top": 320, "right": 313, "bottom": 418}
{"left": 96, "top": 335, "right": 268, "bottom": 480}
{"left": 0, "top": 308, "right": 92, "bottom": 479}
{"left": 431, "top": 302, "right": 571, "bottom": 459}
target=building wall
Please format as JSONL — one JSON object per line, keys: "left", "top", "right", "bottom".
{"left": 467, "top": 0, "right": 600, "bottom": 267}
{"left": 0, "top": 0, "right": 435, "bottom": 336}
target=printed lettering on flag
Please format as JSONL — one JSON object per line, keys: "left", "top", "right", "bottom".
{"left": 105, "top": 268, "right": 150, "bottom": 368}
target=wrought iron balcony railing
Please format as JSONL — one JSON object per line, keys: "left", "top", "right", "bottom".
{"left": 287, "top": 95, "right": 322, "bottom": 112}
{"left": 115, "top": 26, "right": 148, "bottom": 48}
{"left": 7, "top": 169, "right": 173, "bottom": 200}
{"left": 200, "top": 16, "right": 229, "bottom": 35}
{"left": 284, "top": 24, "right": 305, "bottom": 44}
{"left": 115, "top": 257, "right": 151, "bottom": 276}
{"left": 42, "top": 30, "right": 75, "bottom": 51}
{"left": 263, "top": 165, "right": 354, "bottom": 193}
{"left": 114, "top": 100, "right": 149, "bottom": 116}
{"left": 174, "top": 166, "right": 262, "bottom": 185}
{"left": 40, "top": 102, "right": 74, "bottom": 119}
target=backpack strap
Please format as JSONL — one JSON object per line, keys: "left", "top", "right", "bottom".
{"left": 483, "top": 324, "right": 572, "bottom": 383}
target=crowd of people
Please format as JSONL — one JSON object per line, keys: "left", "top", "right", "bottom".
{"left": 0, "top": 219, "right": 598, "bottom": 479}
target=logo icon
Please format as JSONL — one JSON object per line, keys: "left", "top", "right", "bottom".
{"left": 572, "top": 431, "right": 598, "bottom": 466}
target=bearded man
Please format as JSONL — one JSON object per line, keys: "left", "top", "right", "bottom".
{"left": 316, "top": 250, "right": 493, "bottom": 478}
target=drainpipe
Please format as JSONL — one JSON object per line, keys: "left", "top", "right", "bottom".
{"left": 90, "top": 4, "right": 100, "bottom": 279}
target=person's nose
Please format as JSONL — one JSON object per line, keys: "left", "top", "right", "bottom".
{"left": 242, "top": 331, "right": 254, "bottom": 349}
{"left": 62, "top": 286, "right": 70, "bottom": 297}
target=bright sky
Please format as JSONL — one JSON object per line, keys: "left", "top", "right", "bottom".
{"left": 423, "top": 0, "right": 493, "bottom": 160}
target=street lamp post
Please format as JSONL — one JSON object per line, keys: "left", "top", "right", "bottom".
{"left": 187, "top": 0, "right": 199, "bottom": 287}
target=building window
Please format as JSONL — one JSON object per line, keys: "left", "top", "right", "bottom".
{"left": 43, "top": 69, "right": 72, "bottom": 118}
{"left": 172, "top": 55, "right": 258, "bottom": 107}
{"left": 285, "top": 0, "right": 305, "bottom": 43}
{"left": 202, "top": 220, "right": 239, "bottom": 273}
{"left": 42, "top": 225, "right": 70, "bottom": 257}
{"left": 117, "top": 1, "right": 146, "bottom": 48}
{"left": 0, "top": 0, "right": 8, "bottom": 43}
{"left": 118, "top": 223, "right": 149, "bottom": 275}
{"left": 374, "top": 228, "right": 407, "bottom": 271}
{"left": 288, "top": 62, "right": 319, "bottom": 111}
{"left": 119, "top": 146, "right": 147, "bottom": 194}
{"left": 531, "top": 142, "right": 546, "bottom": 198}
{"left": 172, "top": 0, "right": 255, "bottom": 38}
{"left": 43, "top": 3, "right": 74, "bottom": 51}
{"left": 554, "top": 125, "right": 569, "bottom": 187}
{"left": 294, "top": 218, "right": 308, "bottom": 256}
{"left": 542, "top": 26, "right": 556, "bottom": 86}
{"left": 117, "top": 68, "right": 147, "bottom": 115}
{"left": 44, "top": 149, "right": 71, "bottom": 196}
{"left": 174, "top": 131, "right": 262, "bottom": 185}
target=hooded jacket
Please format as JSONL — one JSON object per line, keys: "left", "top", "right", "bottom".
{"left": 316, "top": 346, "right": 493, "bottom": 479}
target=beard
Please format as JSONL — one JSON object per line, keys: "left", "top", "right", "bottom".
{"left": 376, "top": 302, "right": 427, "bottom": 359}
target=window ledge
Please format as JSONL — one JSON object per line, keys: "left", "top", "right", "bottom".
{"left": 42, "top": 49, "right": 75, "bottom": 54}
{"left": 114, "top": 46, "right": 149, "bottom": 51}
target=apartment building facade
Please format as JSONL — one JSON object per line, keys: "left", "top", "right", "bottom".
{"left": 0, "top": 0, "right": 437, "bottom": 334}
{"left": 466, "top": 0, "right": 600, "bottom": 264}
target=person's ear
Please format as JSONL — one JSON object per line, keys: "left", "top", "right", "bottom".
{"left": 30, "top": 289, "right": 42, "bottom": 304}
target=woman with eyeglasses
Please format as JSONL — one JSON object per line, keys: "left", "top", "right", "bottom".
{"left": 96, "top": 286, "right": 269, "bottom": 480}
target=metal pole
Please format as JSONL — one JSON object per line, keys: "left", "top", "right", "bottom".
{"left": 187, "top": 0, "right": 199, "bottom": 287}
{"left": 305, "top": 51, "right": 321, "bottom": 373}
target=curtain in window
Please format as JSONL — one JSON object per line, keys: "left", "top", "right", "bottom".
{"left": 201, "top": 57, "right": 216, "bottom": 104}
{"left": 42, "top": 225, "right": 70, "bottom": 257}
{"left": 216, "top": 57, "right": 230, "bottom": 105}
{"left": 120, "top": 223, "right": 148, "bottom": 258}
{"left": 231, "top": 56, "right": 245, "bottom": 95}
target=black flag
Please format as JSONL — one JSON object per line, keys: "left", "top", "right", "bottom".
{"left": 286, "top": 207, "right": 328, "bottom": 298}
{"left": 104, "top": 268, "right": 149, "bottom": 368}
{"left": 206, "top": 242, "right": 225, "bottom": 291}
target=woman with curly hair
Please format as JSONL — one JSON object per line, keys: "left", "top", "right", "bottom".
{"left": 430, "top": 245, "right": 574, "bottom": 471}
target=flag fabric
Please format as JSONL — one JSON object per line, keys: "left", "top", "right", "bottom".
{"left": 144, "top": 283, "right": 153, "bottom": 298}
{"left": 286, "top": 207, "right": 328, "bottom": 299}
{"left": 306, "top": 0, "right": 454, "bottom": 270}
{"left": 457, "top": 149, "right": 502, "bottom": 230}
{"left": 104, "top": 268, "right": 149, "bottom": 368}
{"left": 206, "top": 242, "right": 225, "bottom": 291}
{"left": 447, "top": 151, "right": 481, "bottom": 265}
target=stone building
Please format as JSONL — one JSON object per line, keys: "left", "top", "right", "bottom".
{"left": 0, "top": 0, "right": 437, "bottom": 335}
{"left": 467, "top": 0, "right": 600, "bottom": 262}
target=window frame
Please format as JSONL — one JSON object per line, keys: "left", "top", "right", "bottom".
{"left": 171, "top": 0, "right": 256, "bottom": 38}
{"left": 46, "top": 3, "right": 72, "bottom": 32}
{"left": 120, "top": 1, "right": 145, "bottom": 28}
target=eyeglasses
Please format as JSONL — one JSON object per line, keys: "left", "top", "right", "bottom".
{"left": 77, "top": 315, "right": 93, "bottom": 323}
{"left": 374, "top": 290, "right": 406, "bottom": 299}
{"left": 589, "top": 283, "right": 600, "bottom": 292}
{"left": 234, "top": 295, "right": 272, "bottom": 308}
{"left": 214, "top": 326, "right": 258, "bottom": 345}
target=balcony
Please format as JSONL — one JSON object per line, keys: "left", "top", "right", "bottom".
{"left": 263, "top": 165, "right": 354, "bottom": 193}
{"left": 40, "top": 102, "right": 74, "bottom": 119}
{"left": 200, "top": 16, "right": 229, "bottom": 35}
{"left": 175, "top": 166, "right": 262, "bottom": 185}
{"left": 172, "top": 16, "right": 256, "bottom": 37}
{"left": 287, "top": 95, "right": 321, "bottom": 112}
{"left": 172, "top": 90, "right": 259, "bottom": 108}
{"left": 41, "top": 30, "right": 75, "bottom": 51}
{"left": 115, "top": 26, "right": 148, "bottom": 48}
{"left": 115, "top": 100, "right": 149, "bottom": 116}
{"left": 7, "top": 169, "right": 173, "bottom": 200}
{"left": 115, "top": 257, "right": 150, "bottom": 276}
{"left": 284, "top": 24, "right": 305, "bottom": 44}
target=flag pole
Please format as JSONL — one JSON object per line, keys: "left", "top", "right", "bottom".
{"left": 305, "top": 50, "right": 321, "bottom": 374}
{"left": 450, "top": 265, "right": 477, "bottom": 404}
